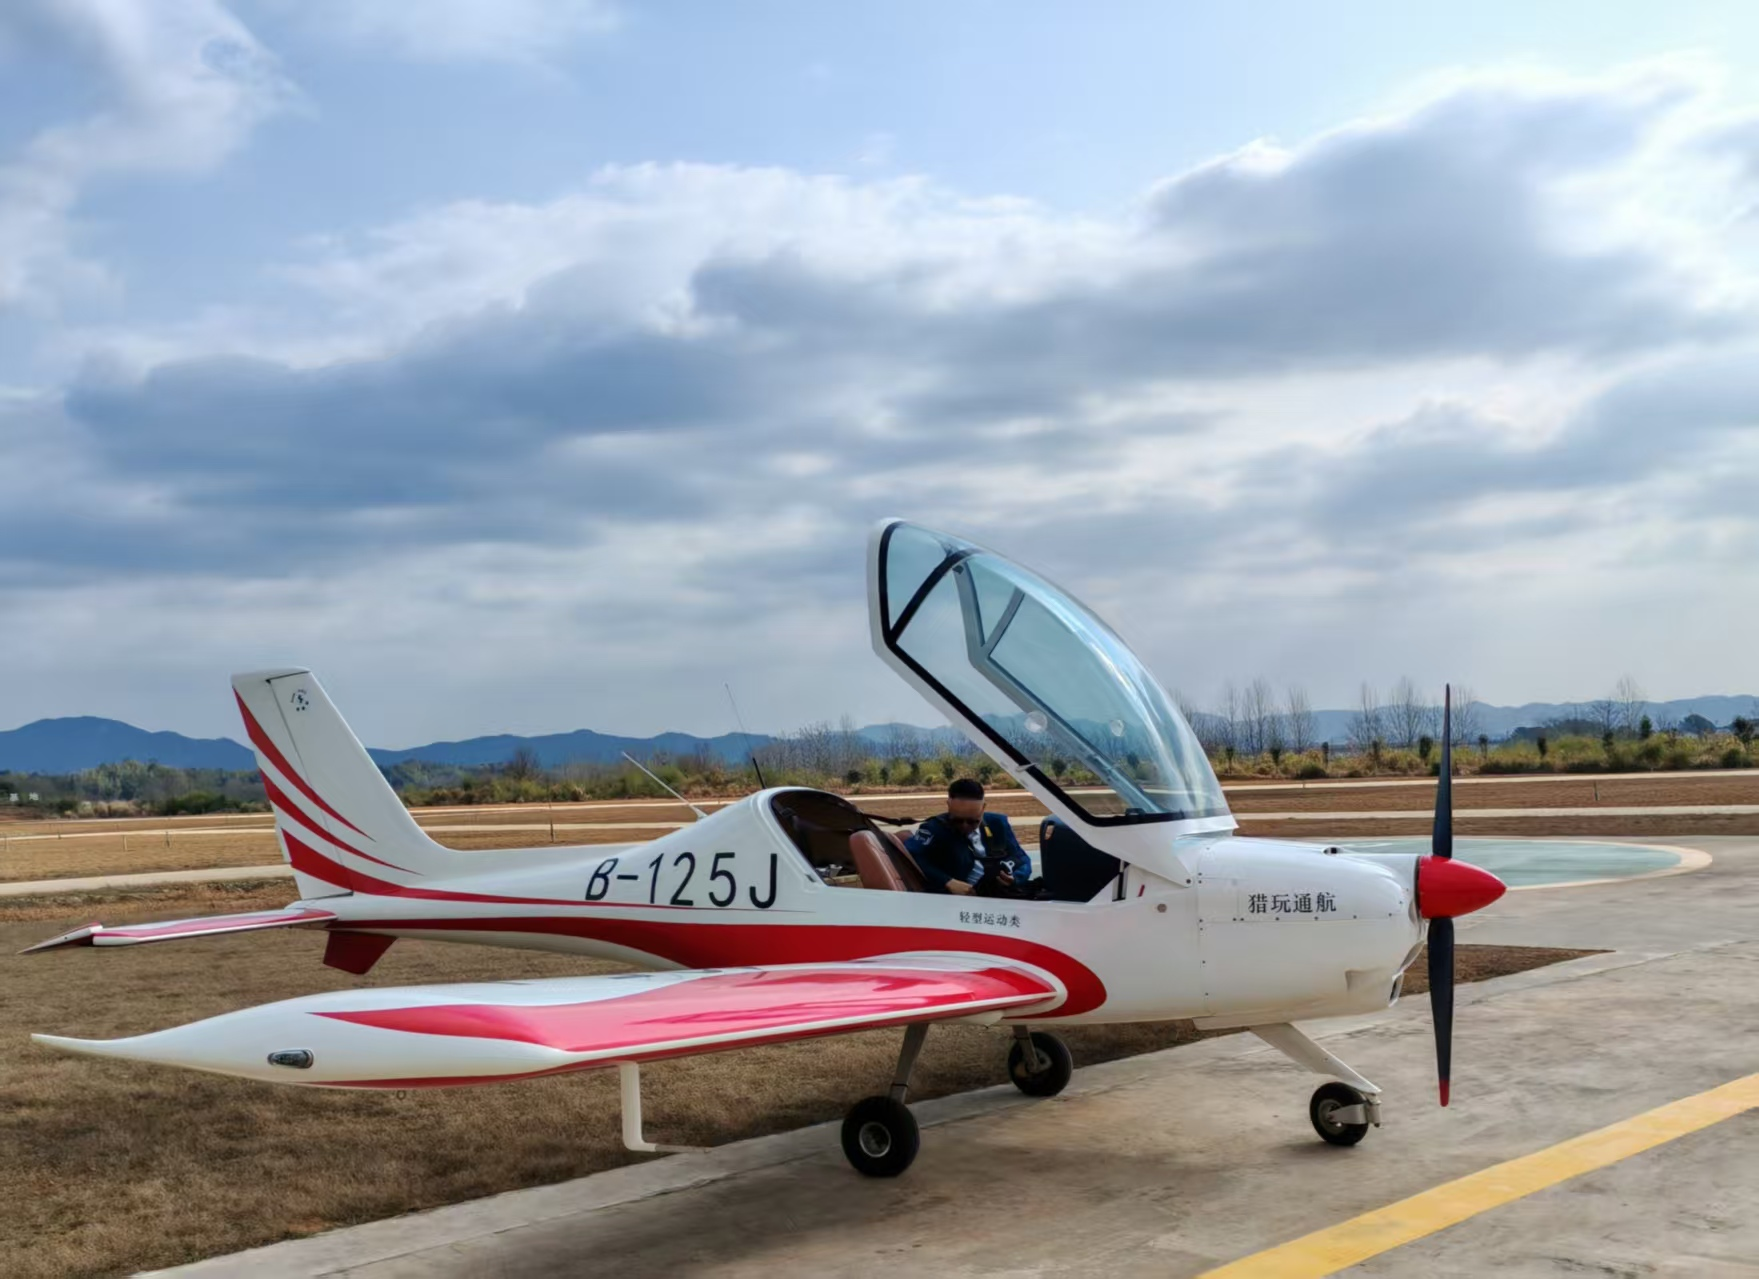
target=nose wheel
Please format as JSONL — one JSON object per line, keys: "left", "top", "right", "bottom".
{"left": 1309, "top": 1082, "right": 1372, "bottom": 1146}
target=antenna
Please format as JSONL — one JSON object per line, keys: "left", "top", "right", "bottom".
{"left": 724, "top": 683, "right": 768, "bottom": 790}
{"left": 620, "top": 752, "right": 709, "bottom": 821}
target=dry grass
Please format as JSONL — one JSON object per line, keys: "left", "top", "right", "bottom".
{"left": 0, "top": 824, "right": 676, "bottom": 884}
{"left": 1, "top": 880, "right": 1589, "bottom": 1278}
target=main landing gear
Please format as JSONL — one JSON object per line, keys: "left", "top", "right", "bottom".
{"left": 838, "top": 1024, "right": 1077, "bottom": 1176}
{"left": 1249, "top": 1022, "right": 1383, "bottom": 1148}
{"left": 1007, "top": 1027, "right": 1073, "bottom": 1097}
{"left": 841, "top": 1021, "right": 928, "bottom": 1177}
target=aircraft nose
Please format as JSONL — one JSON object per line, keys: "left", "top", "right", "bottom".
{"left": 1416, "top": 856, "right": 1506, "bottom": 919}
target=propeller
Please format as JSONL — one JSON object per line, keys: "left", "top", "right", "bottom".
{"left": 1411, "top": 686, "right": 1506, "bottom": 1107}
{"left": 1428, "top": 684, "right": 1455, "bottom": 1106}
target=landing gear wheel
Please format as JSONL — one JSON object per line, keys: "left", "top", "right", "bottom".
{"left": 1310, "top": 1082, "right": 1370, "bottom": 1147}
{"left": 841, "top": 1096, "right": 920, "bottom": 1177}
{"left": 1007, "top": 1031, "right": 1074, "bottom": 1097}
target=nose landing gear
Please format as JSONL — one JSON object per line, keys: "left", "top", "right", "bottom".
{"left": 1248, "top": 1021, "right": 1383, "bottom": 1146}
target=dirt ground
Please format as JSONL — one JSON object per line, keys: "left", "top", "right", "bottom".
{"left": 0, "top": 880, "right": 1589, "bottom": 1279}
{"left": 4, "top": 773, "right": 1753, "bottom": 883}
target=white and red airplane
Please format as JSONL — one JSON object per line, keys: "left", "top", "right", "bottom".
{"left": 27, "top": 520, "right": 1504, "bottom": 1175}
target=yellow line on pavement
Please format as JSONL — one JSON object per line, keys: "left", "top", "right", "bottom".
{"left": 1199, "top": 1072, "right": 1759, "bottom": 1278}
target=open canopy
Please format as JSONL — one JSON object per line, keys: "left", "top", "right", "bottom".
{"left": 869, "top": 521, "right": 1230, "bottom": 831}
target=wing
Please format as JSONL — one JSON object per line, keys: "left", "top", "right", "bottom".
{"left": 20, "top": 906, "right": 338, "bottom": 954}
{"left": 33, "top": 958, "right": 1060, "bottom": 1088}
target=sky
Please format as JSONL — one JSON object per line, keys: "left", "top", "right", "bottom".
{"left": 1, "top": 1, "right": 1757, "bottom": 747}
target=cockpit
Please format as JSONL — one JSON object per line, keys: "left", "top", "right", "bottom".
{"left": 870, "top": 522, "right": 1230, "bottom": 829}
{"left": 767, "top": 788, "right": 1122, "bottom": 902}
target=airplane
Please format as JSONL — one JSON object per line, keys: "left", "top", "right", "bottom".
{"left": 25, "top": 519, "right": 1505, "bottom": 1177}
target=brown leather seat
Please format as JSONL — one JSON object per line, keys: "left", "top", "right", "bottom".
{"left": 850, "top": 831, "right": 906, "bottom": 891}
{"left": 881, "top": 830, "right": 929, "bottom": 892}
{"left": 850, "top": 830, "right": 930, "bottom": 893}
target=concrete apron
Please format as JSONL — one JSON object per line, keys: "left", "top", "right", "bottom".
{"left": 151, "top": 842, "right": 1759, "bottom": 1279}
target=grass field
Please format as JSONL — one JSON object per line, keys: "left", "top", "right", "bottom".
{"left": 0, "top": 879, "right": 1590, "bottom": 1278}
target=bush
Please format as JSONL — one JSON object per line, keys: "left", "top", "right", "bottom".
{"left": 1721, "top": 746, "right": 1750, "bottom": 769}
{"left": 1295, "top": 759, "right": 1328, "bottom": 780}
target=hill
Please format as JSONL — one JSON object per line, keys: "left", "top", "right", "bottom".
{"left": 0, "top": 717, "right": 255, "bottom": 773}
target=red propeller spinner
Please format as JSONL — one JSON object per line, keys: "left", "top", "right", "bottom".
{"left": 1416, "top": 856, "right": 1506, "bottom": 920}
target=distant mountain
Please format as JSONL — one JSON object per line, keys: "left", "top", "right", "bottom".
{"left": 366, "top": 729, "right": 774, "bottom": 769}
{"left": 3, "top": 693, "right": 1752, "bottom": 775}
{"left": 0, "top": 717, "right": 255, "bottom": 773}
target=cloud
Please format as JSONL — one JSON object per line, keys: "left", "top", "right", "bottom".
{"left": 0, "top": 0, "right": 290, "bottom": 311}
{"left": 6, "top": 63, "right": 1759, "bottom": 734}
{"left": 266, "top": 0, "right": 617, "bottom": 65}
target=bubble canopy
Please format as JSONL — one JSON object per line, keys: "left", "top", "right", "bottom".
{"left": 870, "top": 521, "right": 1230, "bottom": 827}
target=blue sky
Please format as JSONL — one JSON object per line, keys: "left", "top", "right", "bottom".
{"left": 2, "top": 1, "right": 1756, "bottom": 745}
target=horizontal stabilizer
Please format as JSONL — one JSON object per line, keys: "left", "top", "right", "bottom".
{"left": 33, "top": 958, "right": 1059, "bottom": 1087}
{"left": 21, "top": 906, "right": 336, "bottom": 955}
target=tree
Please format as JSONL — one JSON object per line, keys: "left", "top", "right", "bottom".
{"left": 1388, "top": 676, "right": 1432, "bottom": 748}
{"left": 1348, "top": 683, "right": 1383, "bottom": 754}
{"left": 1614, "top": 676, "right": 1647, "bottom": 737}
{"left": 1242, "top": 678, "right": 1280, "bottom": 758}
{"left": 1638, "top": 715, "right": 1653, "bottom": 741}
{"left": 1732, "top": 717, "right": 1755, "bottom": 746}
{"left": 1450, "top": 686, "right": 1481, "bottom": 747}
{"left": 505, "top": 747, "right": 542, "bottom": 782}
{"left": 1284, "top": 686, "right": 1314, "bottom": 754}
{"left": 1587, "top": 697, "right": 1619, "bottom": 739}
{"left": 1681, "top": 713, "right": 1715, "bottom": 738}
{"left": 1477, "top": 733, "right": 1490, "bottom": 759}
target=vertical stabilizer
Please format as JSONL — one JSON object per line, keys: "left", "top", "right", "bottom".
{"left": 231, "top": 669, "right": 455, "bottom": 898}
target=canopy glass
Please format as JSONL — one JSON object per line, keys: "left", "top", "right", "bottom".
{"left": 875, "top": 522, "right": 1230, "bottom": 826}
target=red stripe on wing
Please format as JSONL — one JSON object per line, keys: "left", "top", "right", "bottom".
{"left": 336, "top": 912, "right": 1107, "bottom": 1018}
{"left": 235, "top": 691, "right": 371, "bottom": 841}
{"left": 317, "top": 965, "right": 1048, "bottom": 1054}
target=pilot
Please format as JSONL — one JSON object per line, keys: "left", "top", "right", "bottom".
{"left": 906, "top": 778, "right": 1035, "bottom": 897}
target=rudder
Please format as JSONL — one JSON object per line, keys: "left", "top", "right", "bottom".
{"left": 232, "top": 669, "right": 456, "bottom": 897}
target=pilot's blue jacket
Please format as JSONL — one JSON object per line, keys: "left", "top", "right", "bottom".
{"left": 905, "top": 811, "right": 1032, "bottom": 893}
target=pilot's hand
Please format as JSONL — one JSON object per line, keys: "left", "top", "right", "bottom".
{"left": 946, "top": 880, "right": 974, "bottom": 896}
{"left": 997, "top": 866, "right": 1015, "bottom": 885}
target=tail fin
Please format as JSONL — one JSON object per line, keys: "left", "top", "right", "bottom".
{"left": 232, "top": 669, "right": 456, "bottom": 898}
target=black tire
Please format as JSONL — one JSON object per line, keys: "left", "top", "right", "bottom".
{"left": 841, "top": 1096, "right": 920, "bottom": 1177}
{"left": 1310, "top": 1082, "right": 1370, "bottom": 1147}
{"left": 1007, "top": 1031, "right": 1074, "bottom": 1097}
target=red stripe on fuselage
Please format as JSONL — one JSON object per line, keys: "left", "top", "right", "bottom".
{"left": 235, "top": 691, "right": 372, "bottom": 840}
{"left": 263, "top": 774, "right": 412, "bottom": 875}
{"left": 317, "top": 965, "right": 1049, "bottom": 1053}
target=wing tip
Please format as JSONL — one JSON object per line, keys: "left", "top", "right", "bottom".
{"left": 19, "top": 925, "right": 102, "bottom": 955}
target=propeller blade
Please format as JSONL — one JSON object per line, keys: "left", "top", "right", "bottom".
{"left": 1434, "top": 684, "right": 1453, "bottom": 861}
{"left": 1432, "top": 683, "right": 1455, "bottom": 1105}
{"left": 1428, "top": 915, "right": 1455, "bottom": 1107}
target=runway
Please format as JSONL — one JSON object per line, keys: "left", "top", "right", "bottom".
{"left": 150, "top": 835, "right": 1758, "bottom": 1278}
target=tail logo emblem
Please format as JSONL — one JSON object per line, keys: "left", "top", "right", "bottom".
{"left": 290, "top": 689, "right": 311, "bottom": 713}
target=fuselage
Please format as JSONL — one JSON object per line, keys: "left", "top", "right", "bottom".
{"left": 301, "top": 789, "right": 1425, "bottom": 1028}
